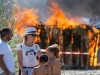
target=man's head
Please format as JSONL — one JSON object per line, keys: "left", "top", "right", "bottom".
{"left": 0, "top": 28, "right": 13, "bottom": 41}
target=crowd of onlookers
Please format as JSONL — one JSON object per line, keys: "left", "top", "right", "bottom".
{"left": 0, "top": 27, "right": 61, "bottom": 75}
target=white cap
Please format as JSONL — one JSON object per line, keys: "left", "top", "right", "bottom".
{"left": 24, "top": 27, "right": 38, "bottom": 36}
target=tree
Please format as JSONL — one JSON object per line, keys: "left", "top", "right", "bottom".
{"left": 0, "top": 0, "right": 15, "bottom": 29}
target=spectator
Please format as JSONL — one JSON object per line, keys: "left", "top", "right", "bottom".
{"left": 46, "top": 44, "right": 61, "bottom": 75}
{"left": 0, "top": 28, "right": 15, "bottom": 75}
{"left": 32, "top": 54, "right": 51, "bottom": 75}
{"left": 17, "top": 27, "right": 41, "bottom": 75}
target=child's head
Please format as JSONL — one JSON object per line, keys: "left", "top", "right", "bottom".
{"left": 40, "top": 54, "right": 49, "bottom": 64}
{"left": 47, "top": 44, "right": 59, "bottom": 58}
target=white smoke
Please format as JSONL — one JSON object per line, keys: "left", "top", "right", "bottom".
{"left": 16, "top": 0, "right": 100, "bottom": 24}
{"left": 16, "top": 0, "right": 49, "bottom": 22}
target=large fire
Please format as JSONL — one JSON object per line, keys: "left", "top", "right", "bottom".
{"left": 46, "top": 2, "right": 82, "bottom": 27}
{"left": 14, "top": 6, "right": 38, "bottom": 35}
{"left": 14, "top": 2, "right": 100, "bottom": 67}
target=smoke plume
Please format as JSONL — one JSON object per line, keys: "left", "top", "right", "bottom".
{"left": 16, "top": 0, "right": 100, "bottom": 22}
{"left": 55, "top": 0, "right": 100, "bottom": 18}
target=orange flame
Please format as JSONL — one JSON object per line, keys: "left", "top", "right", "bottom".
{"left": 88, "top": 27, "right": 99, "bottom": 66}
{"left": 46, "top": 2, "right": 82, "bottom": 27}
{"left": 15, "top": 6, "right": 38, "bottom": 36}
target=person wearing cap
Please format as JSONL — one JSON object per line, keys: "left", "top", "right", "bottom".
{"left": 32, "top": 54, "right": 51, "bottom": 75}
{"left": 17, "top": 27, "right": 41, "bottom": 75}
{"left": 0, "top": 28, "right": 15, "bottom": 75}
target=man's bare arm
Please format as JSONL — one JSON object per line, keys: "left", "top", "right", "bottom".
{"left": 0, "top": 55, "right": 9, "bottom": 75}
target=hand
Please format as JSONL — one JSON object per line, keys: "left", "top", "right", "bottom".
{"left": 22, "top": 71, "right": 26, "bottom": 75}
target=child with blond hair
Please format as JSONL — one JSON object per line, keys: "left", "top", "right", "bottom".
{"left": 47, "top": 44, "right": 61, "bottom": 75}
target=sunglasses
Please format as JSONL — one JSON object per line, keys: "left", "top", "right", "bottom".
{"left": 30, "top": 34, "right": 37, "bottom": 37}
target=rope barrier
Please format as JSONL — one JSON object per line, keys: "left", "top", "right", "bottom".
{"left": 59, "top": 52, "right": 89, "bottom": 55}
{"left": 41, "top": 49, "right": 96, "bottom": 55}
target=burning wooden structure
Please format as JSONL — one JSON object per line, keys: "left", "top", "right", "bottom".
{"left": 36, "top": 24, "right": 99, "bottom": 69}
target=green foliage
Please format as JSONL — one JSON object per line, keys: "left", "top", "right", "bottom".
{"left": 8, "top": 37, "right": 20, "bottom": 72}
{"left": 0, "top": 0, "right": 15, "bottom": 29}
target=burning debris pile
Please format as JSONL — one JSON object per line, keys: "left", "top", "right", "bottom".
{"left": 14, "top": 1, "right": 100, "bottom": 69}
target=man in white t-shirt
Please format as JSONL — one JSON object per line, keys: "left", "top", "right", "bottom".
{"left": 0, "top": 28, "right": 15, "bottom": 75}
